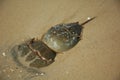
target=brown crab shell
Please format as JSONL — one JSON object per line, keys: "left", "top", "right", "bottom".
{"left": 11, "top": 40, "right": 56, "bottom": 69}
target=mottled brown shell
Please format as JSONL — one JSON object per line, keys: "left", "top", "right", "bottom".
{"left": 42, "top": 22, "right": 83, "bottom": 52}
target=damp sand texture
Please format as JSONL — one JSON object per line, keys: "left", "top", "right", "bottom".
{"left": 0, "top": 0, "right": 120, "bottom": 80}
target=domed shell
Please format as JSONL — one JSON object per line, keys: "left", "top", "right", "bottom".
{"left": 42, "top": 22, "right": 83, "bottom": 52}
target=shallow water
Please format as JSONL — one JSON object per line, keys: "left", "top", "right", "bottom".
{"left": 0, "top": 0, "right": 120, "bottom": 80}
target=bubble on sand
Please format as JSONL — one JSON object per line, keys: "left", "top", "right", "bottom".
{"left": 2, "top": 52, "right": 6, "bottom": 56}
{"left": 87, "top": 17, "right": 91, "bottom": 20}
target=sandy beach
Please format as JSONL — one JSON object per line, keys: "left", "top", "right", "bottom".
{"left": 0, "top": 0, "right": 120, "bottom": 80}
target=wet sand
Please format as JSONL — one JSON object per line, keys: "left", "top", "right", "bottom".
{"left": 0, "top": 0, "right": 120, "bottom": 80}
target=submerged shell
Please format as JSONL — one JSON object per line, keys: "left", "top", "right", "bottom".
{"left": 11, "top": 40, "right": 56, "bottom": 69}
{"left": 42, "top": 22, "right": 83, "bottom": 52}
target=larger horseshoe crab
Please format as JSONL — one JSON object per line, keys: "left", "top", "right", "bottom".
{"left": 11, "top": 17, "right": 95, "bottom": 73}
